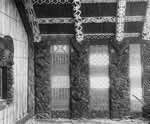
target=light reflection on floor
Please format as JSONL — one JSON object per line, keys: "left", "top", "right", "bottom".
{"left": 25, "top": 118, "right": 149, "bottom": 124}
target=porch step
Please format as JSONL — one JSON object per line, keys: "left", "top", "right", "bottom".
{"left": 25, "top": 119, "right": 149, "bottom": 124}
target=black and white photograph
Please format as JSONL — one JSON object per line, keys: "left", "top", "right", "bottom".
{"left": 0, "top": 0, "right": 150, "bottom": 124}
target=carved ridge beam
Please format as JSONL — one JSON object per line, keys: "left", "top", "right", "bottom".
{"left": 32, "top": 0, "right": 147, "bottom": 5}
{"left": 116, "top": 0, "right": 127, "bottom": 42}
{"left": 22, "top": 0, "right": 41, "bottom": 42}
{"left": 37, "top": 16, "right": 144, "bottom": 24}
{"left": 142, "top": 0, "right": 150, "bottom": 40}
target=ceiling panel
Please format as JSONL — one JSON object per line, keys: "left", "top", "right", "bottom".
{"left": 124, "top": 22, "right": 144, "bottom": 33}
{"left": 39, "top": 24, "right": 74, "bottom": 34}
{"left": 126, "top": 2, "right": 147, "bottom": 16}
{"left": 34, "top": 4, "right": 73, "bottom": 18}
{"left": 81, "top": 3, "right": 117, "bottom": 17}
{"left": 83, "top": 23, "right": 116, "bottom": 33}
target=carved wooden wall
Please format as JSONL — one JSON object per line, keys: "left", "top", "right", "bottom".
{"left": 0, "top": 0, "right": 35, "bottom": 124}
{"left": 33, "top": 0, "right": 150, "bottom": 120}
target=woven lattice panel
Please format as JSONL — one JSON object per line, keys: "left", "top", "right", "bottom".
{"left": 89, "top": 45, "right": 109, "bottom": 112}
{"left": 129, "top": 44, "right": 143, "bottom": 112}
{"left": 50, "top": 45, "right": 70, "bottom": 111}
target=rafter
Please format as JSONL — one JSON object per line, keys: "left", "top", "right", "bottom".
{"left": 40, "top": 33, "right": 140, "bottom": 39}
{"left": 116, "top": 0, "right": 127, "bottom": 42}
{"left": 143, "top": 0, "right": 150, "bottom": 40}
{"left": 22, "top": 0, "right": 41, "bottom": 42}
{"left": 37, "top": 16, "right": 144, "bottom": 24}
{"left": 82, "top": 0, "right": 147, "bottom": 3}
{"left": 32, "top": 0, "right": 147, "bottom": 5}
{"left": 73, "top": 0, "right": 83, "bottom": 43}
{"left": 32, "top": 0, "right": 72, "bottom": 5}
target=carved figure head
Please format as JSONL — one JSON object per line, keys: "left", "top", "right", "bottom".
{"left": 0, "top": 36, "right": 14, "bottom": 66}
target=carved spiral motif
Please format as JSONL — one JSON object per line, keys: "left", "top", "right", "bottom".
{"left": 73, "top": 0, "right": 84, "bottom": 43}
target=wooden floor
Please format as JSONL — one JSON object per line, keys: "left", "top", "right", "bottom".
{"left": 25, "top": 119, "right": 149, "bottom": 124}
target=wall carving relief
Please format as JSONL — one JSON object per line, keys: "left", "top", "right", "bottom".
{"left": 109, "top": 38, "right": 130, "bottom": 118}
{"left": 0, "top": 36, "right": 14, "bottom": 108}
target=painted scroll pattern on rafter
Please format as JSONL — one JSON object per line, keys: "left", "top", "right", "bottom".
{"left": 40, "top": 33, "right": 141, "bottom": 40}
{"left": 22, "top": 0, "right": 41, "bottom": 42}
{"left": 73, "top": 0, "right": 84, "bottom": 42}
{"left": 32, "top": 0, "right": 147, "bottom": 4}
{"left": 37, "top": 16, "right": 144, "bottom": 24}
{"left": 32, "top": 0, "right": 72, "bottom": 5}
{"left": 116, "top": 0, "right": 126, "bottom": 42}
{"left": 143, "top": 0, "right": 150, "bottom": 40}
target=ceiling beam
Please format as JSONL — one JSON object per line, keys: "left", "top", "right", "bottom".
{"left": 116, "top": 0, "right": 127, "bottom": 42}
{"left": 37, "top": 16, "right": 144, "bottom": 24}
{"left": 22, "top": 0, "right": 41, "bottom": 42}
{"left": 143, "top": 0, "right": 150, "bottom": 40}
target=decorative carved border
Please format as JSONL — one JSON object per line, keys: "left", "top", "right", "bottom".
{"left": 22, "top": 0, "right": 41, "bottom": 42}
{"left": 37, "top": 16, "right": 144, "bottom": 24}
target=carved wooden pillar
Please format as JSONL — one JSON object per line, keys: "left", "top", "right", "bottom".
{"left": 142, "top": 0, "right": 150, "bottom": 118}
{"left": 109, "top": 38, "right": 130, "bottom": 118}
{"left": 110, "top": 0, "right": 129, "bottom": 118}
{"left": 143, "top": 0, "right": 150, "bottom": 40}
{"left": 73, "top": 0, "right": 84, "bottom": 43}
{"left": 116, "top": 0, "right": 126, "bottom": 42}
{"left": 70, "top": 40, "right": 89, "bottom": 119}
{"left": 142, "top": 43, "right": 150, "bottom": 118}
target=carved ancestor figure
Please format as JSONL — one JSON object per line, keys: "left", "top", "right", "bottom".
{"left": 0, "top": 36, "right": 14, "bottom": 67}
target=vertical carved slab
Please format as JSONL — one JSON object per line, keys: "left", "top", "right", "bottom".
{"left": 116, "top": 0, "right": 126, "bottom": 42}
{"left": 142, "top": 43, "right": 150, "bottom": 118}
{"left": 143, "top": 0, "right": 150, "bottom": 40}
{"left": 27, "top": 40, "right": 35, "bottom": 114}
{"left": 70, "top": 43, "right": 89, "bottom": 118}
{"left": 34, "top": 41, "right": 51, "bottom": 119}
{"left": 109, "top": 39, "right": 130, "bottom": 118}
